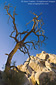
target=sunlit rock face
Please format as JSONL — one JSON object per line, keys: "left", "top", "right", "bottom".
{"left": 17, "top": 51, "right": 56, "bottom": 85}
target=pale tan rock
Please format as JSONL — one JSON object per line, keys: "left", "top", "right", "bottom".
{"left": 35, "top": 71, "right": 43, "bottom": 85}
{"left": 42, "top": 51, "right": 46, "bottom": 54}
{"left": 45, "top": 61, "right": 52, "bottom": 70}
{"left": 17, "top": 64, "right": 23, "bottom": 70}
{"left": 36, "top": 52, "right": 49, "bottom": 61}
{"left": 29, "top": 60, "right": 38, "bottom": 72}
{"left": 48, "top": 54, "right": 56, "bottom": 63}
{"left": 17, "top": 51, "right": 56, "bottom": 85}
{"left": 29, "top": 59, "right": 44, "bottom": 72}
{"left": 30, "top": 71, "right": 36, "bottom": 85}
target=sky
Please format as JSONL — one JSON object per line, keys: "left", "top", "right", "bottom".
{"left": 0, "top": 0, "right": 56, "bottom": 70}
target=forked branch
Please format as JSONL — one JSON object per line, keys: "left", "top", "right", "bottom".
{"left": 4, "top": 4, "right": 47, "bottom": 73}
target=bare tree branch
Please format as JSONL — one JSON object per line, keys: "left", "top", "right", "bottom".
{"left": 10, "top": 66, "right": 26, "bottom": 74}
{"left": 4, "top": 4, "right": 18, "bottom": 39}
{"left": 4, "top": 4, "right": 47, "bottom": 73}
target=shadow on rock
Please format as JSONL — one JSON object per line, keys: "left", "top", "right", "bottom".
{"left": 39, "top": 72, "right": 56, "bottom": 85}
{"left": 0, "top": 70, "right": 30, "bottom": 85}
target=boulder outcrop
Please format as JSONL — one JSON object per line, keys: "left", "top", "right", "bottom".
{"left": 0, "top": 51, "right": 56, "bottom": 85}
{"left": 17, "top": 51, "right": 56, "bottom": 85}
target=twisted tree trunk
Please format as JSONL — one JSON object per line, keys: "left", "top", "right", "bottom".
{"left": 5, "top": 43, "right": 20, "bottom": 73}
{"left": 5, "top": 22, "right": 36, "bottom": 73}
{"left": 4, "top": 5, "right": 46, "bottom": 74}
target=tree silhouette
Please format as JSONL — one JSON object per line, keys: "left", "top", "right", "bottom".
{"left": 4, "top": 4, "right": 47, "bottom": 73}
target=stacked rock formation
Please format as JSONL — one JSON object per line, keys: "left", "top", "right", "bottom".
{"left": 17, "top": 51, "right": 56, "bottom": 85}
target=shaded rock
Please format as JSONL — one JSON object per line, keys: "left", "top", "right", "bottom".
{"left": 39, "top": 71, "right": 56, "bottom": 85}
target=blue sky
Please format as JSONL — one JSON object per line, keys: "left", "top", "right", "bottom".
{"left": 0, "top": 0, "right": 56, "bottom": 70}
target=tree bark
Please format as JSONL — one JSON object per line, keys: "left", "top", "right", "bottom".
{"left": 5, "top": 43, "right": 20, "bottom": 73}
{"left": 5, "top": 22, "right": 36, "bottom": 73}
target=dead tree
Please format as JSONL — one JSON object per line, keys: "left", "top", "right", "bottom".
{"left": 4, "top": 4, "right": 47, "bottom": 73}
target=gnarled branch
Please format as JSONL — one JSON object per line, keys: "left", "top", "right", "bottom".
{"left": 4, "top": 4, "right": 47, "bottom": 73}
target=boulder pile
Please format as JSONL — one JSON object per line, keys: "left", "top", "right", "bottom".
{"left": 17, "top": 51, "right": 56, "bottom": 85}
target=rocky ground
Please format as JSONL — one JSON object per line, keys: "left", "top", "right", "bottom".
{"left": 0, "top": 51, "right": 56, "bottom": 85}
